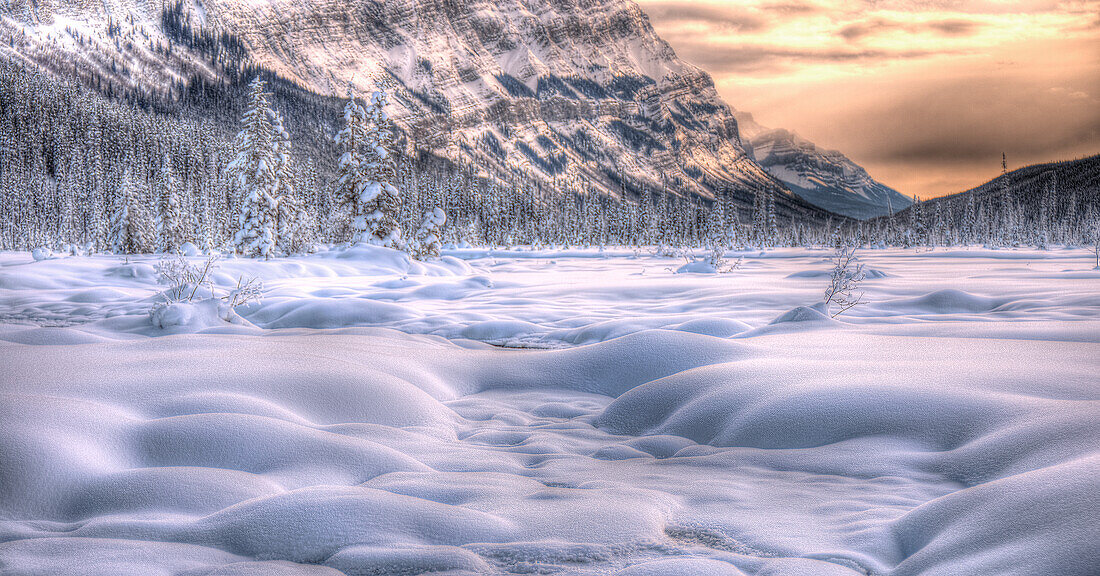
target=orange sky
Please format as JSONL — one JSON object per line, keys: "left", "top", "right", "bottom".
{"left": 636, "top": 0, "right": 1100, "bottom": 199}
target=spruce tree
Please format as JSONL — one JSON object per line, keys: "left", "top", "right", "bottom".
{"left": 361, "top": 89, "right": 403, "bottom": 247}
{"left": 154, "top": 152, "right": 183, "bottom": 253}
{"left": 335, "top": 85, "right": 372, "bottom": 244}
{"left": 229, "top": 77, "right": 280, "bottom": 259}
{"left": 752, "top": 188, "right": 766, "bottom": 246}
{"left": 108, "top": 180, "right": 132, "bottom": 254}
{"left": 766, "top": 188, "right": 779, "bottom": 246}
{"left": 270, "top": 108, "right": 299, "bottom": 253}
{"left": 412, "top": 207, "right": 446, "bottom": 259}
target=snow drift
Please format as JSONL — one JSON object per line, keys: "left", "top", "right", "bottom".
{"left": 2, "top": 247, "right": 1098, "bottom": 574}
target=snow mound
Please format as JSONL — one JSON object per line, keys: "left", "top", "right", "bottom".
{"left": 249, "top": 298, "right": 418, "bottom": 329}
{"left": 616, "top": 558, "right": 748, "bottom": 575}
{"left": 675, "top": 259, "right": 718, "bottom": 274}
{"left": 326, "top": 544, "right": 489, "bottom": 575}
{"left": 3, "top": 248, "right": 1100, "bottom": 574}
{"left": 891, "top": 455, "right": 1100, "bottom": 575}
{"left": 105, "top": 262, "right": 157, "bottom": 279}
{"left": 320, "top": 244, "right": 467, "bottom": 277}
{"left": 149, "top": 299, "right": 249, "bottom": 331}
{"left": 460, "top": 319, "right": 543, "bottom": 342}
{"left": 178, "top": 242, "right": 203, "bottom": 256}
{"left": 786, "top": 268, "right": 888, "bottom": 279}
{"left": 670, "top": 318, "right": 752, "bottom": 337}
{"left": 875, "top": 289, "right": 1003, "bottom": 315}
{"left": 769, "top": 304, "right": 833, "bottom": 324}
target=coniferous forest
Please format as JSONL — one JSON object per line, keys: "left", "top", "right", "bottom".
{"left": 2, "top": 58, "right": 1098, "bottom": 257}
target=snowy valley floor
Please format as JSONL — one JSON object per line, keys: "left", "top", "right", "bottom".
{"left": 1, "top": 247, "right": 1098, "bottom": 575}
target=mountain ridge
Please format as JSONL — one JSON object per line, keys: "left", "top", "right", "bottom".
{"left": 2, "top": 0, "right": 896, "bottom": 220}
{"left": 735, "top": 111, "right": 912, "bottom": 219}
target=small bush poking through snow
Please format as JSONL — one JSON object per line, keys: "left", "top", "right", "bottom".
{"left": 154, "top": 253, "right": 219, "bottom": 303}
{"left": 674, "top": 248, "right": 742, "bottom": 274}
{"left": 223, "top": 276, "right": 264, "bottom": 315}
{"left": 823, "top": 246, "right": 866, "bottom": 317}
{"left": 706, "top": 247, "right": 742, "bottom": 274}
{"left": 149, "top": 253, "right": 263, "bottom": 328}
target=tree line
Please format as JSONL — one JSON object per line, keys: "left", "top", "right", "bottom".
{"left": 1, "top": 59, "right": 1097, "bottom": 257}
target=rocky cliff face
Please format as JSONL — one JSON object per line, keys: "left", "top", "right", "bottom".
{"left": 736, "top": 112, "right": 912, "bottom": 219}
{"left": 3, "top": 0, "right": 776, "bottom": 198}
{"left": 1, "top": 0, "right": 899, "bottom": 219}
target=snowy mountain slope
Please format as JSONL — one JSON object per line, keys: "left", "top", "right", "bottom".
{"left": 737, "top": 112, "right": 912, "bottom": 219}
{"left": 889, "top": 154, "right": 1100, "bottom": 224}
{"left": 1, "top": 0, "right": 907, "bottom": 223}
{"left": 1, "top": 0, "right": 778, "bottom": 201}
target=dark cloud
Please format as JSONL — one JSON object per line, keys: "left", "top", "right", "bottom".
{"left": 760, "top": 1, "right": 821, "bottom": 15}
{"left": 854, "top": 94, "right": 1100, "bottom": 166}
{"left": 804, "top": 75, "right": 1100, "bottom": 196}
{"left": 838, "top": 19, "right": 898, "bottom": 41}
{"left": 926, "top": 19, "right": 980, "bottom": 36}
{"left": 838, "top": 17, "right": 981, "bottom": 42}
{"left": 660, "top": 36, "right": 949, "bottom": 73}
{"left": 639, "top": 3, "right": 770, "bottom": 32}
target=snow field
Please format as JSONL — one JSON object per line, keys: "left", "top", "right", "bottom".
{"left": 2, "top": 246, "right": 1099, "bottom": 344}
{"left": 1, "top": 246, "right": 1098, "bottom": 575}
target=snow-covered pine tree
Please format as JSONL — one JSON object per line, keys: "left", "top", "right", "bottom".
{"left": 751, "top": 187, "right": 766, "bottom": 247}
{"left": 766, "top": 188, "right": 779, "bottom": 246}
{"left": 269, "top": 108, "right": 300, "bottom": 254}
{"left": 931, "top": 202, "right": 945, "bottom": 247}
{"left": 295, "top": 158, "right": 320, "bottom": 246}
{"left": 135, "top": 188, "right": 158, "bottom": 254}
{"left": 656, "top": 187, "right": 671, "bottom": 251}
{"left": 334, "top": 85, "right": 372, "bottom": 244}
{"left": 154, "top": 153, "right": 184, "bottom": 253}
{"left": 229, "top": 77, "right": 280, "bottom": 259}
{"left": 359, "top": 88, "right": 403, "bottom": 247}
{"left": 108, "top": 168, "right": 151, "bottom": 254}
{"left": 962, "top": 190, "right": 976, "bottom": 245}
{"left": 108, "top": 177, "right": 133, "bottom": 254}
{"left": 412, "top": 207, "right": 446, "bottom": 259}
{"left": 706, "top": 192, "right": 727, "bottom": 252}
{"left": 720, "top": 186, "right": 737, "bottom": 245}
{"left": 998, "top": 153, "right": 1013, "bottom": 246}
{"left": 639, "top": 187, "right": 654, "bottom": 246}
{"left": 909, "top": 196, "right": 925, "bottom": 247}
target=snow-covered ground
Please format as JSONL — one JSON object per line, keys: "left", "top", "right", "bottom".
{"left": 1, "top": 247, "right": 1098, "bottom": 575}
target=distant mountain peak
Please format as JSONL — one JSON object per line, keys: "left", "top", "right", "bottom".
{"left": 734, "top": 112, "right": 912, "bottom": 219}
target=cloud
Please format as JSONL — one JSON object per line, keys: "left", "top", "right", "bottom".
{"left": 766, "top": 68, "right": 1100, "bottom": 195}
{"left": 657, "top": 35, "right": 952, "bottom": 73}
{"left": 638, "top": 3, "right": 770, "bottom": 33}
{"left": 636, "top": 0, "right": 1100, "bottom": 197}
{"left": 1050, "top": 86, "right": 1094, "bottom": 101}
{"left": 838, "top": 17, "right": 981, "bottom": 42}
{"left": 926, "top": 19, "right": 980, "bottom": 36}
{"left": 759, "top": 1, "right": 822, "bottom": 15}
{"left": 838, "top": 19, "right": 899, "bottom": 41}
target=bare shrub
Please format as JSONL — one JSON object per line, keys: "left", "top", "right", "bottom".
{"left": 824, "top": 246, "right": 866, "bottom": 317}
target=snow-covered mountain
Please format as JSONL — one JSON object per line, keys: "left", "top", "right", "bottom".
{"left": 736, "top": 112, "right": 912, "bottom": 219}
{"left": 1, "top": 0, "right": 898, "bottom": 219}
